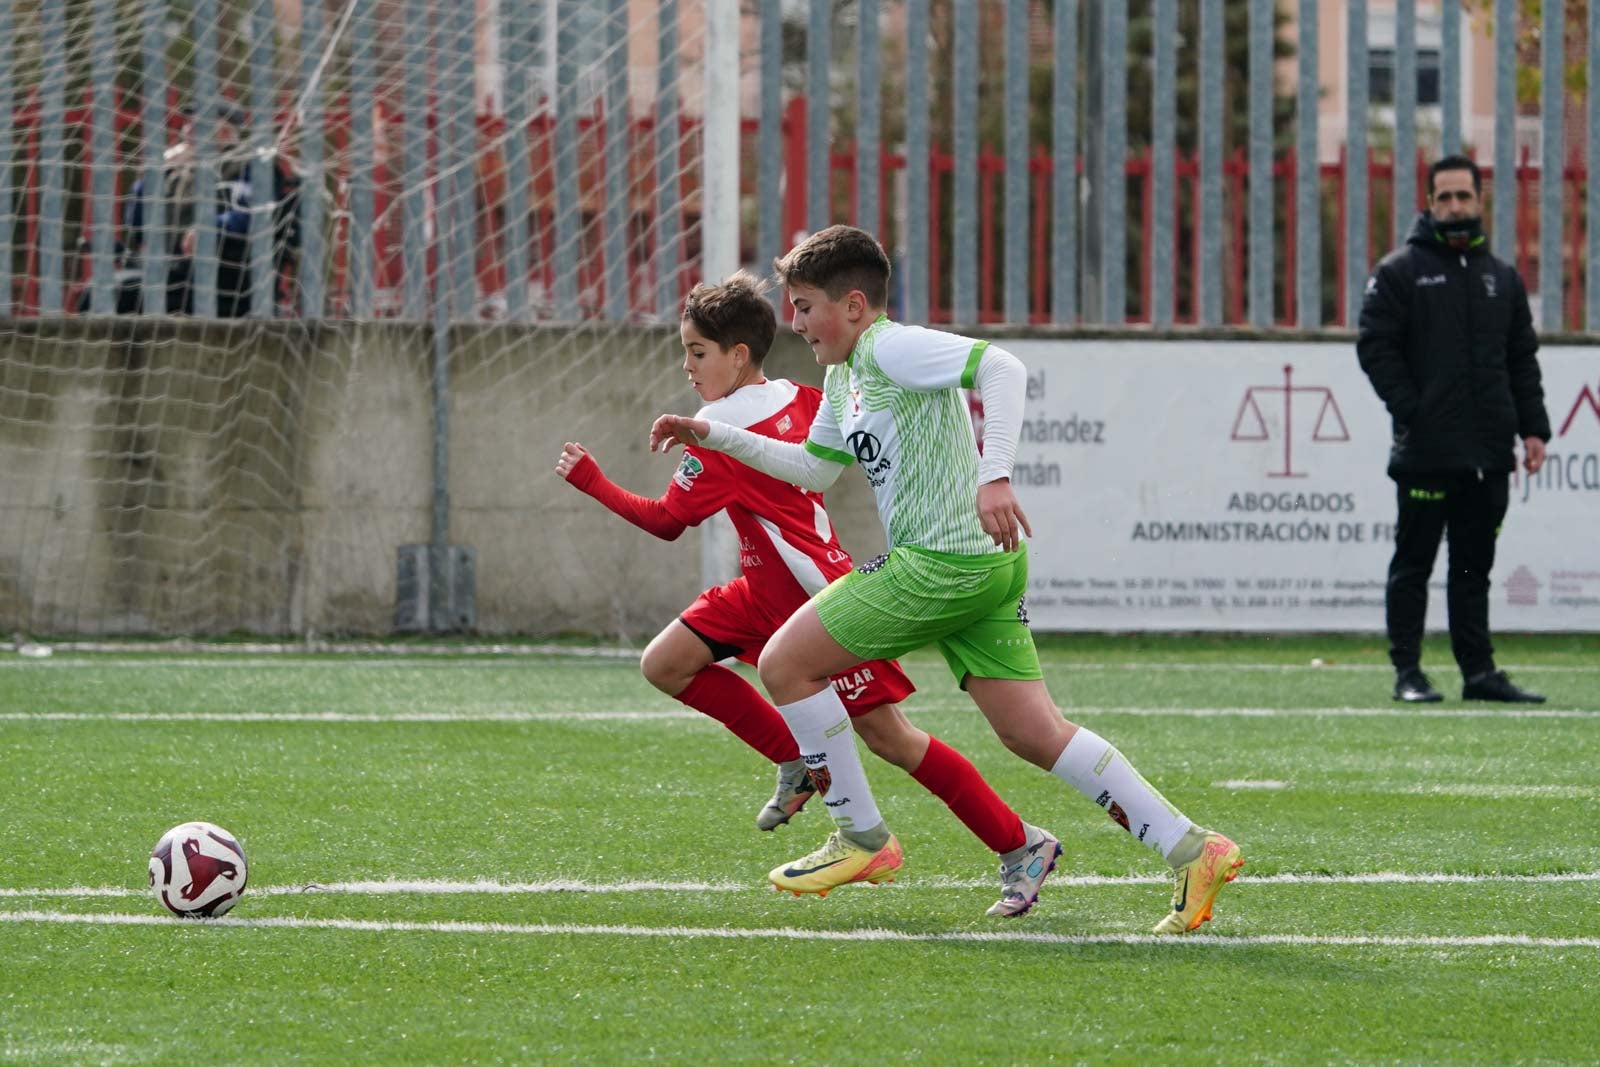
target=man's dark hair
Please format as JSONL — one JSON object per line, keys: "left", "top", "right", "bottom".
{"left": 772, "top": 225, "right": 891, "bottom": 309}
{"left": 1428, "top": 154, "right": 1482, "bottom": 196}
{"left": 681, "top": 270, "right": 778, "bottom": 364}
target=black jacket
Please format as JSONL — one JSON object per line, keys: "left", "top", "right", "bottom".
{"left": 1357, "top": 212, "right": 1550, "bottom": 477}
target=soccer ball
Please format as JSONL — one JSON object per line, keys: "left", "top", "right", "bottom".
{"left": 148, "top": 821, "right": 249, "bottom": 917}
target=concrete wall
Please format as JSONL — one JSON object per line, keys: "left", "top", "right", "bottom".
{"left": 0, "top": 320, "right": 884, "bottom": 637}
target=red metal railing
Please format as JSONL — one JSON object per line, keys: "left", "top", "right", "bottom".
{"left": 7, "top": 89, "right": 1594, "bottom": 329}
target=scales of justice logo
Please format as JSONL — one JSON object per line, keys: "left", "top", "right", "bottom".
{"left": 1230, "top": 363, "right": 1350, "bottom": 477}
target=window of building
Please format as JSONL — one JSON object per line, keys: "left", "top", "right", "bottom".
{"left": 1369, "top": 48, "right": 1442, "bottom": 107}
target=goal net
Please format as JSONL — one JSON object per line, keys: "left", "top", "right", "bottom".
{"left": 0, "top": 0, "right": 721, "bottom": 638}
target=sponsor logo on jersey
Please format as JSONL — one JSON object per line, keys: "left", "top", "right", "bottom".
{"left": 672, "top": 453, "right": 705, "bottom": 491}
{"left": 1416, "top": 273, "right": 1447, "bottom": 287}
{"left": 738, "top": 535, "right": 763, "bottom": 571}
{"left": 847, "top": 431, "right": 893, "bottom": 487}
{"left": 847, "top": 430, "right": 882, "bottom": 463}
{"left": 776, "top": 414, "right": 793, "bottom": 435}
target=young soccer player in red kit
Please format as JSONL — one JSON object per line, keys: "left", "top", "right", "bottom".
{"left": 556, "top": 271, "right": 1062, "bottom": 916}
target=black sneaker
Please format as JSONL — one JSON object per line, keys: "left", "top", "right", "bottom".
{"left": 1393, "top": 668, "right": 1443, "bottom": 703}
{"left": 1462, "top": 670, "right": 1546, "bottom": 703}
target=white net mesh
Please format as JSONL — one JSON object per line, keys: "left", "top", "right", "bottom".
{"left": 0, "top": 0, "right": 713, "bottom": 636}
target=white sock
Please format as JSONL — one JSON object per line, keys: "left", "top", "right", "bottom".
{"left": 1051, "top": 727, "right": 1196, "bottom": 864}
{"left": 777, "top": 687, "right": 885, "bottom": 836}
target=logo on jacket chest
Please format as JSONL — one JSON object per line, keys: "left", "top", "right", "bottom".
{"left": 1416, "top": 273, "right": 1447, "bottom": 287}
{"left": 1482, "top": 273, "right": 1497, "bottom": 299}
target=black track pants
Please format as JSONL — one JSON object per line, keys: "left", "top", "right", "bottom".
{"left": 1385, "top": 472, "right": 1510, "bottom": 678}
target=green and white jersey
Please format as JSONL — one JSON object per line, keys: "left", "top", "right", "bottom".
{"left": 803, "top": 316, "right": 999, "bottom": 555}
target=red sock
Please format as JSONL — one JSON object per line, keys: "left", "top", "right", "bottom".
{"left": 911, "top": 736, "right": 1026, "bottom": 854}
{"left": 675, "top": 664, "right": 800, "bottom": 764}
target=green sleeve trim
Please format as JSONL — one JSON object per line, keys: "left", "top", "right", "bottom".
{"left": 960, "top": 340, "right": 989, "bottom": 389}
{"left": 804, "top": 438, "right": 855, "bottom": 467}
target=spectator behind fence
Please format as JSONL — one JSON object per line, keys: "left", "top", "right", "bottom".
{"left": 1356, "top": 154, "right": 1551, "bottom": 705}
{"left": 120, "top": 103, "right": 300, "bottom": 318}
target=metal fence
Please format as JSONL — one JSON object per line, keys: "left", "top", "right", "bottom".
{"left": 2, "top": 0, "right": 1597, "bottom": 331}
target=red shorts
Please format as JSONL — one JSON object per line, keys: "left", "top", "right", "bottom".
{"left": 679, "top": 577, "right": 916, "bottom": 717}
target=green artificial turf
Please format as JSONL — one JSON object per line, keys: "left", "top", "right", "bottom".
{"left": 1, "top": 635, "right": 1596, "bottom": 1064}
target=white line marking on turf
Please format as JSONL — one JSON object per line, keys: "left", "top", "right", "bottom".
{"left": 6, "top": 646, "right": 1593, "bottom": 671}
{"left": 1398, "top": 783, "right": 1599, "bottom": 799}
{"left": 0, "top": 710, "right": 704, "bottom": 723}
{"left": 4, "top": 871, "right": 1598, "bottom": 899}
{"left": 2, "top": 910, "right": 1596, "bottom": 949}
{"left": 0, "top": 880, "right": 745, "bottom": 899}
{"left": 1214, "top": 779, "right": 1291, "bottom": 790}
{"left": 3, "top": 704, "right": 1597, "bottom": 723}
{"left": 8, "top": 642, "right": 647, "bottom": 659}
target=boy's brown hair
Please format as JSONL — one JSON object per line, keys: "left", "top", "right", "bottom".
{"left": 772, "top": 225, "right": 891, "bottom": 309}
{"left": 681, "top": 270, "right": 778, "bottom": 363}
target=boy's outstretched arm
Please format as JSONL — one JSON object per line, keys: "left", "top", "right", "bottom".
{"left": 972, "top": 346, "right": 1032, "bottom": 551}
{"left": 555, "top": 441, "right": 687, "bottom": 540}
{"left": 649, "top": 415, "right": 710, "bottom": 452}
{"left": 650, "top": 415, "right": 846, "bottom": 492}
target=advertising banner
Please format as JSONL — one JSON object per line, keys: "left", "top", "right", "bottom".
{"left": 1003, "top": 340, "right": 1600, "bottom": 631}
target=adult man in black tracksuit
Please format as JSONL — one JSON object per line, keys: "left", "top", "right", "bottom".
{"left": 1357, "top": 155, "right": 1550, "bottom": 704}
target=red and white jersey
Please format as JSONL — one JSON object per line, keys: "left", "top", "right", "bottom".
{"left": 661, "top": 379, "right": 854, "bottom": 602}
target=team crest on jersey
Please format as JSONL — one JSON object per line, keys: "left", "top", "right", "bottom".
{"left": 672, "top": 453, "right": 705, "bottom": 491}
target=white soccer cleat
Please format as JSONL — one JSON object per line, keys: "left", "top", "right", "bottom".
{"left": 986, "top": 823, "right": 1063, "bottom": 918}
{"left": 756, "top": 758, "right": 817, "bottom": 830}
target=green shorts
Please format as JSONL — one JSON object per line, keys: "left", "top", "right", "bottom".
{"left": 813, "top": 543, "right": 1043, "bottom": 686}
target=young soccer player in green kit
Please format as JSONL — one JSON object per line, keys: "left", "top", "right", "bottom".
{"left": 650, "top": 226, "right": 1243, "bottom": 934}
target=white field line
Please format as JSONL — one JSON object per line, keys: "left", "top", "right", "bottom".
{"left": 1399, "top": 783, "right": 1600, "bottom": 798}
{"left": 2, "top": 909, "right": 1597, "bottom": 949}
{"left": 0, "top": 657, "right": 639, "bottom": 669}
{"left": 1220, "top": 780, "right": 1600, "bottom": 799}
{"left": 10, "top": 642, "right": 647, "bottom": 659}
{"left": 3, "top": 704, "right": 1597, "bottom": 723}
{"left": 4, "top": 870, "right": 1599, "bottom": 899}
{"left": 3, "top": 653, "right": 1598, "bottom": 674}
{"left": 0, "top": 713, "right": 707, "bottom": 723}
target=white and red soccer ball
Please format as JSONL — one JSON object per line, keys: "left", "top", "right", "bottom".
{"left": 148, "top": 821, "right": 248, "bottom": 917}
